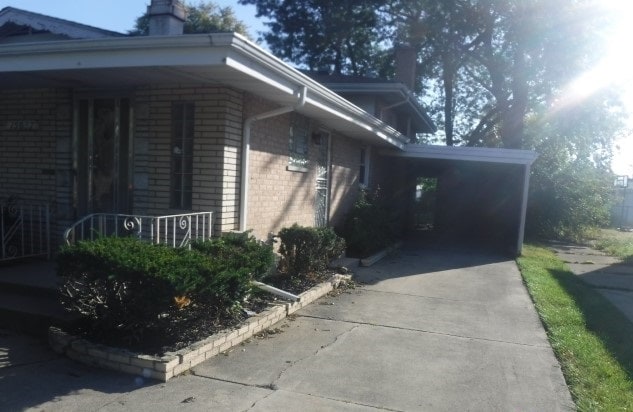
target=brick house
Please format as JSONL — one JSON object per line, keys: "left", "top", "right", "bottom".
{"left": 0, "top": 2, "right": 536, "bottom": 258}
{"left": 0, "top": 3, "right": 437, "bottom": 253}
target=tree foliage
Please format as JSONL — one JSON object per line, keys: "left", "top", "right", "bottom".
{"left": 247, "top": 0, "right": 626, "bottom": 239}
{"left": 239, "top": 0, "right": 387, "bottom": 76}
{"left": 130, "top": 1, "right": 250, "bottom": 38}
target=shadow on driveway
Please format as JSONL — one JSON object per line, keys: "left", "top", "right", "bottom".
{"left": 0, "top": 329, "right": 154, "bottom": 411}
{"left": 356, "top": 240, "right": 509, "bottom": 286}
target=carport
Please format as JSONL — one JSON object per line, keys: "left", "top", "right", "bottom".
{"left": 386, "top": 144, "right": 538, "bottom": 256}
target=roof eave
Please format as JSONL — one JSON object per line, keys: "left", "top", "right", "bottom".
{"left": 325, "top": 81, "right": 436, "bottom": 134}
{"left": 0, "top": 32, "right": 407, "bottom": 148}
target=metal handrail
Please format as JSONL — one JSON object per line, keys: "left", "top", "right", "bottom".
{"left": 63, "top": 212, "right": 214, "bottom": 248}
{"left": 1, "top": 201, "right": 50, "bottom": 261}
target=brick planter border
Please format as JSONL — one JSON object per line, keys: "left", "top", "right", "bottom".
{"left": 359, "top": 241, "right": 403, "bottom": 267}
{"left": 48, "top": 274, "right": 351, "bottom": 382}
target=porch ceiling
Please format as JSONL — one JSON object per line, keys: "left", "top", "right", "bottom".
{"left": 0, "top": 33, "right": 407, "bottom": 149}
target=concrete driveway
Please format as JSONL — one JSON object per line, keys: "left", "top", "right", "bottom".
{"left": 1, "top": 245, "right": 573, "bottom": 411}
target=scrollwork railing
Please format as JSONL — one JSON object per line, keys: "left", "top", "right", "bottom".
{"left": 1, "top": 200, "right": 50, "bottom": 261}
{"left": 63, "top": 212, "right": 213, "bottom": 248}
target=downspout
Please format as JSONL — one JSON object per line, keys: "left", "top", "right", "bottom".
{"left": 239, "top": 86, "right": 308, "bottom": 232}
{"left": 379, "top": 93, "right": 409, "bottom": 121}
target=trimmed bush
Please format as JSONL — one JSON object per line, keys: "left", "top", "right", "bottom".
{"left": 57, "top": 235, "right": 272, "bottom": 348}
{"left": 340, "top": 188, "right": 397, "bottom": 257}
{"left": 277, "top": 224, "right": 345, "bottom": 276}
{"left": 191, "top": 231, "right": 275, "bottom": 281}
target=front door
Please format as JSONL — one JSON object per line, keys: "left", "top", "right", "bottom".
{"left": 315, "top": 131, "right": 331, "bottom": 227}
{"left": 75, "top": 97, "right": 132, "bottom": 215}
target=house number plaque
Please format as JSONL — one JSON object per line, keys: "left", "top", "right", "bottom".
{"left": 5, "top": 121, "right": 39, "bottom": 131}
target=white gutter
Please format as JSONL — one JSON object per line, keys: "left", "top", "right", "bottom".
{"left": 239, "top": 85, "right": 307, "bottom": 232}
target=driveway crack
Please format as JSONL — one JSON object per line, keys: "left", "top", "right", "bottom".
{"left": 242, "top": 391, "right": 275, "bottom": 412}
{"left": 298, "top": 314, "right": 550, "bottom": 349}
{"left": 270, "top": 324, "right": 360, "bottom": 386}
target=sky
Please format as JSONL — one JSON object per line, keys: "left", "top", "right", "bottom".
{"left": 0, "top": 0, "right": 268, "bottom": 38}
{"left": 1, "top": 0, "right": 632, "bottom": 177}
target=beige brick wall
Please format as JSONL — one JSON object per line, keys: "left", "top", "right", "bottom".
{"left": 0, "top": 83, "right": 391, "bottom": 248}
{"left": 0, "top": 88, "right": 73, "bottom": 243}
{"left": 244, "top": 94, "right": 363, "bottom": 239}
{"left": 329, "top": 134, "right": 362, "bottom": 229}
{"left": 133, "top": 84, "right": 243, "bottom": 235}
{"left": 245, "top": 96, "right": 315, "bottom": 239}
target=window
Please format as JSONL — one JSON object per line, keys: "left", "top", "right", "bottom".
{"left": 288, "top": 114, "right": 310, "bottom": 171}
{"left": 359, "top": 147, "right": 370, "bottom": 186}
{"left": 171, "top": 102, "right": 194, "bottom": 209}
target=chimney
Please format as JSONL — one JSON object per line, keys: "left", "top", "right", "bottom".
{"left": 148, "top": 0, "right": 186, "bottom": 36}
{"left": 394, "top": 46, "right": 417, "bottom": 90}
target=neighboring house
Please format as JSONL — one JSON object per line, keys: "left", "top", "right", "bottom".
{"left": 0, "top": 1, "right": 536, "bottom": 258}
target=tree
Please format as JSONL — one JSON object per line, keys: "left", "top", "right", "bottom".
{"left": 523, "top": 86, "right": 624, "bottom": 240}
{"left": 239, "top": 0, "right": 386, "bottom": 76}
{"left": 245, "top": 0, "right": 626, "bottom": 239}
{"left": 130, "top": 1, "right": 250, "bottom": 38}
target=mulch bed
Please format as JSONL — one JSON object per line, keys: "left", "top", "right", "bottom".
{"left": 63, "top": 270, "right": 346, "bottom": 356}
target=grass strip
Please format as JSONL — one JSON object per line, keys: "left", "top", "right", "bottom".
{"left": 593, "top": 229, "right": 633, "bottom": 263}
{"left": 517, "top": 245, "right": 633, "bottom": 411}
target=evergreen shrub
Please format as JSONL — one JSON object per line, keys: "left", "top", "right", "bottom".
{"left": 57, "top": 234, "right": 275, "bottom": 347}
{"left": 340, "top": 188, "right": 397, "bottom": 257}
{"left": 277, "top": 224, "right": 345, "bottom": 276}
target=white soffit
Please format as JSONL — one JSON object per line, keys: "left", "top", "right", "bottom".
{"left": 387, "top": 144, "right": 538, "bottom": 165}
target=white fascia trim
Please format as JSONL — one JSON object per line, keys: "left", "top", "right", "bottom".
{"left": 386, "top": 144, "right": 538, "bottom": 165}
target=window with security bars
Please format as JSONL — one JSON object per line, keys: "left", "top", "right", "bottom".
{"left": 171, "top": 102, "right": 194, "bottom": 209}
{"left": 288, "top": 114, "right": 310, "bottom": 171}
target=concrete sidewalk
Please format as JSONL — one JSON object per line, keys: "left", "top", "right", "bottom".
{"left": 548, "top": 242, "right": 633, "bottom": 325}
{"left": 0, "top": 246, "right": 574, "bottom": 411}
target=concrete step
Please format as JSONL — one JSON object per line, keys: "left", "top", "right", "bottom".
{"left": 0, "top": 291, "right": 76, "bottom": 338}
{"left": 0, "top": 260, "right": 75, "bottom": 337}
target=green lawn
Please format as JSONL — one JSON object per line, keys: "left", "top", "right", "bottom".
{"left": 517, "top": 245, "right": 633, "bottom": 411}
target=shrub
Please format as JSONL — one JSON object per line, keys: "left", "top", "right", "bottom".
{"left": 526, "top": 157, "right": 614, "bottom": 242}
{"left": 277, "top": 224, "right": 345, "bottom": 276}
{"left": 191, "top": 231, "right": 275, "bottom": 281}
{"left": 57, "top": 236, "right": 260, "bottom": 347}
{"left": 340, "top": 188, "right": 397, "bottom": 257}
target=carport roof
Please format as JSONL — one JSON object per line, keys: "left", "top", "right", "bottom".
{"left": 387, "top": 144, "right": 538, "bottom": 165}
{"left": 386, "top": 143, "right": 537, "bottom": 257}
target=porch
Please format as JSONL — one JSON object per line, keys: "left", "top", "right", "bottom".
{"left": 0, "top": 210, "right": 215, "bottom": 336}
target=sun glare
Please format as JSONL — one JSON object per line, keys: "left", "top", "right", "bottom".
{"left": 557, "top": 0, "right": 633, "bottom": 176}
